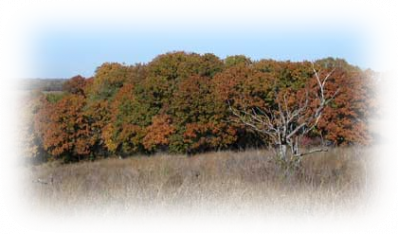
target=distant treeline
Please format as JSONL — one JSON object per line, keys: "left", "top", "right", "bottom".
{"left": 20, "top": 78, "right": 67, "bottom": 91}
{"left": 21, "top": 52, "right": 378, "bottom": 162}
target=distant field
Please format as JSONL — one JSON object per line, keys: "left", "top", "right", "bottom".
{"left": 19, "top": 78, "right": 66, "bottom": 91}
{"left": 24, "top": 147, "right": 373, "bottom": 215}
{"left": 2, "top": 90, "right": 63, "bottom": 97}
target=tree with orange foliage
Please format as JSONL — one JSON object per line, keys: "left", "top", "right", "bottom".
{"left": 143, "top": 114, "right": 176, "bottom": 152}
{"left": 225, "top": 63, "right": 339, "bottom": 163}
{"left": 27, "top": 53, "right": 375, "bottom": 162}
{"left": 170, "top": 75, "right": 236, "bottom": 153}
{"left": 34, "top": 93, "right": 93, "bottom": 161}
{"left": 213, "top": 64, "right": 265, "bottom": 108}
{"left": 212, "top": 63, "right": 277, "bottom": 148}
{"left": 314, "top": 64, "right": 376, "bottom": 145}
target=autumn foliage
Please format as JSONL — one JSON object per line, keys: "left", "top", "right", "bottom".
{"left": 316, "top": 68, "right": 375, "bottom": 145}
{"left": 24, "top": 52, "right": 377, "bottom": 162}
{"left": 34, "top": 94, "right": 93, "bottom": 161}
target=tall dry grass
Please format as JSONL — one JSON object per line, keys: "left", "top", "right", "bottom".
{"left": 23, "top": 147, "right": 373, "bottom": 216}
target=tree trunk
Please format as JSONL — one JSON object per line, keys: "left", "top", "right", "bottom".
{"left": 279, "top": 144, "right": 287, "bottom": 161}
{"left": 293, "top": 137, "right": 299, "bottom": 156}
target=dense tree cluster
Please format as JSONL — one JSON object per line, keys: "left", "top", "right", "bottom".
{"left": 22, "top": 52, "right": 377, "bottom": 162}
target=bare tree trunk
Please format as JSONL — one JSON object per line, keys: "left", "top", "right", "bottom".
{"left": 293, "top": 137, "right": 299, "bottom": 156}
{"left": 279, "top": 144, "right": 287, "bottom": 160}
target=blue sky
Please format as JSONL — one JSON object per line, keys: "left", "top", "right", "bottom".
{"left": 1, "top": 2, "right": 397, "bottom": 78}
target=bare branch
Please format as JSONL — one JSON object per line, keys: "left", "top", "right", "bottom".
{"left": 228, "top": 64, "right": 339, "bottom": 163}
{"left": 297, "top": 148, "right": 328, "bottom": 157}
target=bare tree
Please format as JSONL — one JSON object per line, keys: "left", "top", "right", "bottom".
{"left": 229, "top": 63, "right": 339, "bottom": 163}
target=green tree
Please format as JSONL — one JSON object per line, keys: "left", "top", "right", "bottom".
{"left": 88, "top": 62, "right": 131, "bottom": 101}
{"left": 224, "top": 55, "right": 252, "bottom": 68}
{"left": 314, "top": 57, "right": 361, "bottom": 72}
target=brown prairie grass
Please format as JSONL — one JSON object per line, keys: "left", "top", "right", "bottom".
{"left": 24, "top": 147, "right": 373, "bottom": 216}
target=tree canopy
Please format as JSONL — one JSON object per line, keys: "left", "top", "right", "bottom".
{"left": 24, "top": 52, "right": 377, "bottom": 162}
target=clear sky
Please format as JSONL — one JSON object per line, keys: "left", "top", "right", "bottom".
{"left": 1, "top": 2, "right": 397, "bottom": 78}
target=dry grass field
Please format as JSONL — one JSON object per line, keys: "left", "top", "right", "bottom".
{"left": 23, "top": 147, "right": 373, "bottom": 216}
